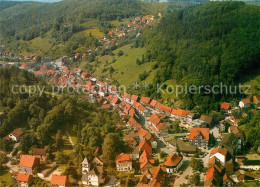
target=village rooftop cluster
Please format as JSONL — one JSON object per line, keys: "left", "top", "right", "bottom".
{"left": 1, "top": 52, "right": 260, "bottom": 186}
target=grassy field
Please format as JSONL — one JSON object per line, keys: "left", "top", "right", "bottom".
{"left": 0, "top": 168, "right": 15, "bottom": 187}
{"left": 241, "top": 69, "right": 260, "bottom": 95}
{"left": 84, "top": 28, "right": 104, "bottom": 38}
{"left": 110, "top": 18, "right": 131, "bottom": 27}
{"left": 67, "top": 129, "right": 77, "bottom": 145}
{"left": 91, "top": 44, "right": 157, "bottom": 87}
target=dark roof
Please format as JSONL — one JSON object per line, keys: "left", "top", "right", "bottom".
{"left": 168, "top": 139, "right": 197, "bottom": 153}
{"left": 221, "top": 133, "right": 239, "bottom": 157}
{"left": 32, "top": 148, "right": 46, "bottom": 156}
{"left": 200, "top": 115, "right": 212, "bottom": 124}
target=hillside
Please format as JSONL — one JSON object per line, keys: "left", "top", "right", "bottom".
{"left": 0, "top": 0, "right": 178, "bottom": 58}
{"left": 133, "top": 2, "right": 260, "bottom": 112}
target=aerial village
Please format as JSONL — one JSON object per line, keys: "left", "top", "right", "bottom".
{"left": 0, "top": 13, "right": 260, "bottom": 187}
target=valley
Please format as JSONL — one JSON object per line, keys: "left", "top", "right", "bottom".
{"left": 0, "top": 0, "right": 259, "bottom": 187}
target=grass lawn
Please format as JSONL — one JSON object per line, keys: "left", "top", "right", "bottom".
{"left": 110, "top": 18, "right": 130, "bottom": 27}
{"left": 0, "top": 168, "right": 15, "bottom": 187}
{"left": 83, "top": 28, "right": 105, "bottom": 38}
{"left": 92, "top": 44, "right": 157, "bottom": 87}
{"left": 67, "top": 129, "right": 77, "bottom": 145}
{"left": 241, "top": 68, "right": 260, "bottom": 95}
{"left": 242, "top": 74, "right": 260, "bottom": 95}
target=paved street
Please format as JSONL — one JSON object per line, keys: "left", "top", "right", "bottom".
{"left": 174, "top": 160, "right": 192, "bottom": 186}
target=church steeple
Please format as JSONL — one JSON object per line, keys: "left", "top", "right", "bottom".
{"left": 82, "top": 157, "right": 90, "bottom": 173}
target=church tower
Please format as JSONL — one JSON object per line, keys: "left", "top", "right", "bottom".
{"left": 82, "top": 157, "right": 90, "bottom": 173}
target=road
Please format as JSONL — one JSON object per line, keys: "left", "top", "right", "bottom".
{"left": 174, "top": 160, "right": 192, "bottom": 186}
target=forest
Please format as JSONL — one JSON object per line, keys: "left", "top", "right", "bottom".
{"left": 136, "top": 2, "right": 260, "bottom": 112}
{"left": 0, "top": 67, "right": 125, "bottom": 184}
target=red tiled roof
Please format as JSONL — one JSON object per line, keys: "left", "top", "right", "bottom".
{"left": 51, "top": 175, "right": 70, "bottom": 186}
{"left": 171, "top": 109, "right": 189, "bottom": 117}
{"left": 112, "top": 97, "right": 119, "bottom": 104}
{"left": 164, "top": 153, "right": 183, "bottom": 167}
{"left": 156, "top": 123, "right": 169, "bottom": 130}
{"left": 138, "top": 128, "right": 148, "bottom": 137}
{"left": 131, "top": 95, "right": 139, "bottom": 101}
{"left": 134, "top": 102, "right": 146, "bottom": 112}
{"left": 123, "top": 93, "right": 131, "bottom": 99}
{"left": 19, "top": 155, "right": 38, "bottom": 168}
{"left": 220, "top": 102, "right": 231, "bottom": 110}
{"left": 149, "top": 166, "right": 166, "bottom": 187}
{"left": 139, "top": 150, "right": 154, "bottom": 169}
{"left": 242, "top": 99, "right": 250, "bottom": 104}
{"left": 210, "top": 147, "right": 227, "bottom": 157}
{"left": 139, "top": 139, "right": 152, "bottom": 155}
{"left": 155, "top": 103, "right": 171, "bottom": 113}
{"left": 116, "top": 153, "right": 132, "bottom": 164}
{"left": 150, "top": 99, "right": 157, "bottom": 107}
{"left": 9, "top": 128, "right": 23, "bottom": 138}
{"left": 205, "top": 167, "right": 221, "bottom": 182}
{"left": 148, "top": 114, "right": 161, "bottom": 126}
{"left": 129, "top": 108, "right": 136, "bottom": 117}
{"left": 16, "top": 173, "right": 31, "bottom": 183}
{"left": 188, "top": 128, "right": 210, "bottom": 141}
{"left": 140, "top": 97, "right": 151, "bottom": 105}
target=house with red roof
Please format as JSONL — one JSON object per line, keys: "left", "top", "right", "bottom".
{"left": 111, "top": 96, "right": 120, "bottom": 106}
{"left": 209, "top": 147, "right": 228, "bottom": 165}
{"left": 140, "top": 97, "right": 151, "bottom": 105}
{"left": 149, "top": 99, "right": 158, "bottom": 108}
{"left": 135, "top": 16, "right": 141, "bottom": 21}
{"left": 139, "top": 138, "right": 152, "bottom": 156}
{"left": 129, "top": 108, "right": 136, "bottom": 117}
{"left": 128, "top": 117, "right": 142, "bottom": 131}
{"left": 155, "top": 123, "right": 169, "bottom": 135}
{"left": 187, "top": 128, "right": 209, "bottom": 148}
{"left": 16, "top": 173, "right": 32, "bottom": 187}
{"left": 139, "top": 150, "right": 154, "bottom": 173}
{"left": 239, "top": 99, "right": 251, "bottom": 108}
{"left": 138, "top": 128, "right": 157, "bottom": 149}
{"left": 51, "top": 174, "right": 71, "bottom": 187}
{"left": 123, "top": 132, "right": 138, "bottom": 148}
{"left": 253, "top": 95, "right": 260, "bottom": 105}
{"left": 137, "top": 166, "right": 166, "bottom": 187}
{"left": 133, "top": 102, "right": 148, "bottom": 115}
{"left": 116, "top": 153, "right": 132, "bottom": 171}
{"left": 204, "top": 163, "right": 222, "bottom": 187}
{"left": 75, "top": 52, "right": 80, "bottom": 59}
{"left": 130, "top": 95, "right": 139, "bottom": 104}
{"left": 108, "top": 30, "right": 114, "bottom": 36}
{"left": 19, "top": 155, "right": 40, "bottom": 173}
{"left": 171, "top": 109, "right": 190, "bottom": 121}
{"left": 123, "top": 92, "right": 131, "bottom": 102}
{"left": 164, "top": 153, "right": 183, "bottom": 173}
{"left": 5, "top": 128, "right": 23, "bottom": 142}
{"left": 155, "top": 103, "right": 171, "bottom": 115}
{"left": 147, "top": 114, "right": 161, "bottom": 128}
{"left": 220, "top": 102, "right": 231, "bottom": 111}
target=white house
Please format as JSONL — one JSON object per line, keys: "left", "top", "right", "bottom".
{"left": 116, "top": 153, "right": 132, "bottom": 171}
{"left": 209, "top": 147, "right": 227, "bottom": 165}
{"left": 239, "top": 99, "right": 251, "bottom": 108}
